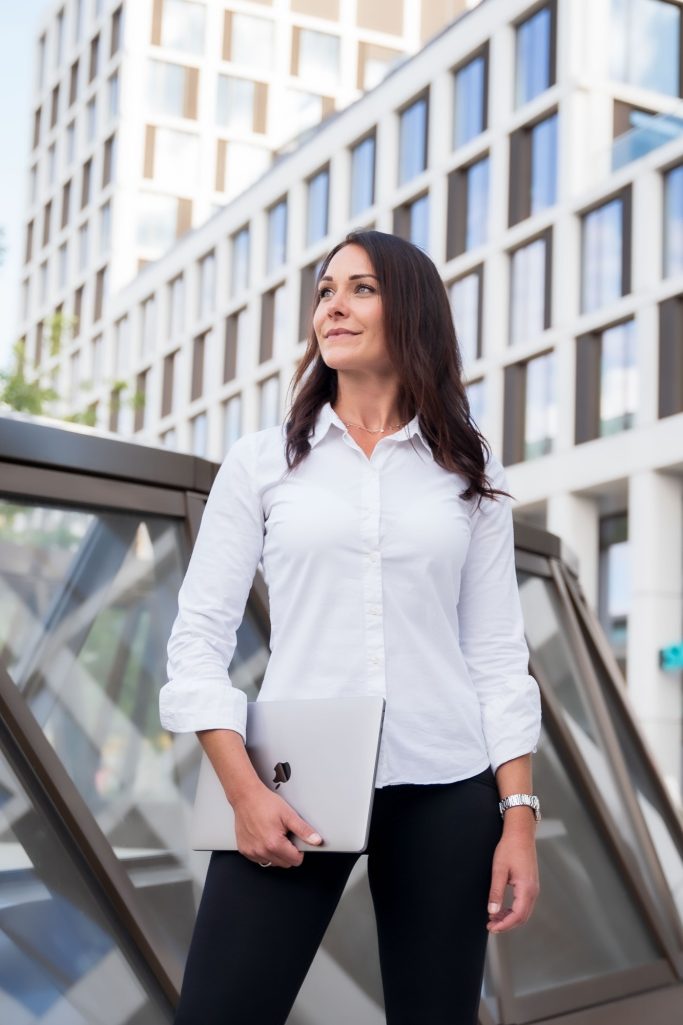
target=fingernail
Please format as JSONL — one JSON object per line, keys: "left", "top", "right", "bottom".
{"left": 488, "top": 902, "right": 500, "bottom": 914}
{"left": 308, "top": 833, "right": 322, "bottom": 844}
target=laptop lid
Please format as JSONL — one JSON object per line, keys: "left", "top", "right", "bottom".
{"left": 191, "top": 695, "right": 386, "bottom": 853}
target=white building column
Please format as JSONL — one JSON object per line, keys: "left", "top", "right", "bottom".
{"left": 546, "top": 491, "right": 600, "bottom": 612}
{"left": 627, "top": 468, "right": 683, "bottom": 805}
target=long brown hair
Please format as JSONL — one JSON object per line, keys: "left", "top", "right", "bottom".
{"left": 283, "top": 230, "right": 512, "bottom": 509}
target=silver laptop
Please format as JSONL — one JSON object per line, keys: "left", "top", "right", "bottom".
{"left": 191, "top": 695, "right": 386, "bottom": 853}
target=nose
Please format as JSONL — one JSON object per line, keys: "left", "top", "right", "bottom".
{"left": 326, "top": 289, "right": 349, "bottom": 318}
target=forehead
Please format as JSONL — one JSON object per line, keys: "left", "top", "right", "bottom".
{"left": 323, "top": 243, "right": 375, "bottom": 278}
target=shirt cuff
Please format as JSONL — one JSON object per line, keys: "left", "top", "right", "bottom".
{"left": 480, "top": 672, "right": 542, "bottom": 776}
{"left": 159, "top": 678, "right": 248, "bottom": 739}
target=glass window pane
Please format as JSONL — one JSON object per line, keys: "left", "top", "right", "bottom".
{"left": 466, "top": 378, "right": 485, "bottom": 428}
{"left": 153, "top": 128, "right": 199, "bottom": 193}
{"left": 510, "top": 237, "right": 546, "bottom": 346}
{"left": 198, "top": 251, "right": 215, "bottom": 319}
{"left": 531, "top": 113, "right": 558, "bottom": 213}
{"left": 259, "top": 375, "right": 279, "bottom": 428}
{"left": 224, "top": 141, "right": 270, "bottom": 199}
{"left": 449, "top": 272, "right": 480, "bottom": 368}
{"left": 350, "top": 135, "right": 375, "bottom": 216}
{"left": 600, "top": 320, "right": 637, "bottom": 435}
{"left": 298, "top": 28, "right": 340, "bottom": 91}
{"left": 664, "top": 164, "right": 683, "bottom": 276}
{"left": 516, "top": 6, "right": 552, "bottom": 107}
{"left": 136, "top": 193, "right": 177, "bottom": 251}
{"left": 408, "top": 194, "right": 429, "bottom": 252}
{"left": 307, "top": 168, "right": 329, "bottom": 245}
{"left": 582, "top": 198, "right": 623, "bottom": 314}
{"left": 191, "top": 411, "right": 207, "bottom": 456}
{"left": 453, "top": 55, "right": 485, "bottom": 148}
{"left": 399, "top": 96, "right": 427, "bottom": 185}
{"left": 610, "top": 0, "right": 680, "bottom": 97}
{"left": 161, "top": 0, "right": 205, "bottom": 54}
{"left": 267, "top": 200, "right": 287, "bottom": 273}
{"left": 231, "top": 227, "right": 250, "bottom": 296}
{"left": 223, "top": 394, "right": 242, "bottom": 454}
{"left": 525, "top": 350, "right": 556, "bottom": 458}
{"left": 216, "top": 76, "right": 255, "bottom": 131}
{"left": 146, "top": 59, "right": 184, "bottom": 118}
{"left": 272, "top": 88, "right": 322, "bottom": 141}
{"left": 466, "top": 156, "right": 489, "bottom": 250}
{"left": 231, "top": 13, "right": 274, "bottom": 70}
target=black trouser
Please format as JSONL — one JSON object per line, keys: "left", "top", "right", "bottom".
{"left": 175, "top": 766, "right": 502, "bottom": 1025}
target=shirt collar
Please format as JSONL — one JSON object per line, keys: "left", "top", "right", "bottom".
{"left": 308, "top": 401, "right": 434, "bottom": 460}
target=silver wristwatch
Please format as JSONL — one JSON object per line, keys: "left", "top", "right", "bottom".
{"left": 498, "top": 793, "right": 541, "bottom": 822}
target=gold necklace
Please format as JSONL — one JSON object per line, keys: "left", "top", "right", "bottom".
{"left": 335, "top": 411, "right": 406, "bottom": 433}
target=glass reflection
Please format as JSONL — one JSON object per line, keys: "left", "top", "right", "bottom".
{"left": 449, "top": 271, "right": 480, "bottom": 367}
{"left": 664, "top": 164, "right": 683, "bottom": 277}
{"left": 581, "top": 198, "right": 624, "bottom": 314}
{"left": 510, "top": 237, "right": 546, "bottom": 346}
{"left": 161, "top": 0, "right": 205, "bottom": 55}
{"left": 531, "top": 113, "right": 558, "bottom": 214}
{"left": 453, "top": 55, "right": 485, "bottom": 149}
{"left": 398, "top": 97, "right": 427, "bottom": 185}
{"left": 466, "top": 157, "right": 489, "bottom": 250}
{"left": 610, "top": 0, "right": 680, "bottom": 97}
{"left": 599, "top": 319, "right": 637, "bottom": 435}
{"left": 524, "top": 350, "right": 556, "bottom": 459}
{"left": 516, "top": 6, "right": 552, "bottom": 108}
{"left": 408, "top": 194, "right": 429, "bottom": 252}
{"left": 350, "top": 135, "right": 375, "bottom": 217}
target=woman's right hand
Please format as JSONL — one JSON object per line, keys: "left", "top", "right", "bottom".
{"left": 232, "top": 784, "right": 324, "bottom": 868}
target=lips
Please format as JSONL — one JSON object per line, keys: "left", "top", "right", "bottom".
{"left": 326, "top": 330, "right": 359, "bottom": 338}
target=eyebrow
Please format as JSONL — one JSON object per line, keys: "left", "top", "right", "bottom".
{"left": 320, "top": 273, "right": 379, "bottom": 282}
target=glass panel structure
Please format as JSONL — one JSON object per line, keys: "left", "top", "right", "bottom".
{"left": 267, "top": 199, "right": 287, "bottom": 273}
{"left": 153, "top": 129, "right": 199, "bottom": 194}
{"left": 222, "top": 393, "right": 242, "bottom": 455}
{"left": 510, "top": 236, "right": 547, "bottom": 346}
{"left": 307, "top": 168, "right": 329, "bottom": 246}
{"left": 146, "top": 60, "right": 184, "bottom": 118}
{"left": 600, "top": 320, "right": 637, "bottom": 435}
{"left": 525, "top": 349, "right": 556, "bottom": 459}
{"left": 581, "top": 198, "right": 624, "bottom": 314}
{"left": 231, "top": 13, "right": 274, "bottom": 71}
{"left": 407, "top": 193, "right": 429, "bottom": 252}
{"left": 298, "top": 29, "right": 340, "bottom": 91}
{"left": 350, "top": 135, "right": 375, "bottom": 217}
{"left": 664, "top": 164, "right": 683, "bottom": 276}
{"left": 466, "top": 156, "right": 489, "bottom": 250}
{"left": 449, "top": 271, "right": 480, "bottom": 368}
{"left": 516, "top": 6, "right": 552, "bottom": 107}
{"left": 453, "top": 55, "right": 486, "bottom": 149}
{"left": 610, "top": 0, "right": 680, "bottom": 97}
{"left": 531, "top": 113, "right": 558, "bottom": 213}
{"left": 161, "top": 0, "right": 205, "bottom": 55}
{"left": 216, "top": 76, "right": 254, "bottom": 131}
{"left": 398, "top": 96, "right": 427, "bottom": 185}
{"left": 231, "top": 226, "right": 250, "bottom": 296}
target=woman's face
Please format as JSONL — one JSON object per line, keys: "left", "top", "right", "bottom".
{"left": 313, "top": 244, "right": 392, "bottom": 375}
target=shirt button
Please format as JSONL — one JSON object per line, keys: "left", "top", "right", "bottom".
{"left": 369, "top": 655, "right": 380, "bottom": 664}
{"left": 369, "top": 551, "right": 378, "bottom": 562}
{"left": 369, "top": 605, "right": 380, "bottom": 615}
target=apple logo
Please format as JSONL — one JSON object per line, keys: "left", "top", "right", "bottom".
{"left": 272, "top": 761, "right": 291, "bottom": 789}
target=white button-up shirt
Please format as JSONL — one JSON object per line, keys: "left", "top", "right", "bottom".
{"left": 161, "top": 401, "right": 541, "bottom": 787}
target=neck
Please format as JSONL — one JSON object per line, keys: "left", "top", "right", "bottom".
{"left": 332, "top": 383, "right": 404, "bottom": 430}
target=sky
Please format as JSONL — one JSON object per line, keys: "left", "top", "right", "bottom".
{"left": 0, "top": 1, "right": 54, "bottom": 372}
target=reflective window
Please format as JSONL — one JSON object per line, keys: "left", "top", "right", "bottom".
{"left": 610, "top": 0, "right": 680, "bottom": 97}
{"left": 136, "top": 192, "right": 177, "bottom": 251}
{"left": 153, "top": 128, "right": 200, "bottom": 194}
{"left": 168, "top": 273, "right": 185, "bottom": 337}
{"left": 273, "top": 283, "right": 289, "bottom": 358}
{"left": 66, "top": 120, "right": 76, "bottom": 164}
{"left": 664, "top": 164, "right": 683, "bottom": 276}
{"left": 399, "top": 95, "right": 428, "bottom": 185}
{"left": 197, "top": 250, "right": 216, "bottom": 320}
{"left": 453, "top": 54, "right": 486, "bottom": 148}
{"left": 267, "top": 199, "right": 287, "bottom": 273}
{"left": 99, "top": 200, "right": 111, "bottom": 256}
{"left": 581, "top": 197, "right": 625, "bottom": 313}
{"left": 231, "top": 13, "right": 274, "bottom": 70}
{"left": 510, "top": 236, "right": 548, "bottom": 346}
{"left": 307, "top": 167, "right": 329, "bottom": 246}
{"left": 217, "top": 76, "right": 255, "bottom": 132}
{"left": 466, "top": 156, "right": 489, "bottom": 250}
{"left": 600, "top": 320, "right": 637, "bottom": 435}
{"left": 58, "top": 241, "right": 68, "bottom": 290}
{"left": 350, "top": 134, "right": 375, "bottom": 216}
{"left": 531, "top": 113, "right": 558, "bottom": 213}
{"left": 191, "top": 411, "right": 208, "bottom": 456}
{"left": 516, "top": 6, "right": 553, "bottom": 107}
{"left": 466, "top": 378, "right": 485, "bottom": 428}
{"left": 140, "top": 294, "right": 157, "bottom": 355}
{"left": 259, "top": 374, "right": 280, "bottom": 428}
{"left": 272, "top": 88, "right": 322, "bottom": 140}
{"left": 161, "top": 0, "right": 205, "bottom": 54}
{"left": 107, "top": 71, "right": 119, "bottom": 120}
{"left": 223, "top": 394, "right": 242, "bottom": 454}
{"left": 598, "top": 514, "right": 630, "bottom": 663}
{"left": 231, "top": 226, "right": 250, "bottom": 296}
{"left": 407, "top": 193, "right": 429, "bottom": 252}
{"left": 224, "top": 141, "right": 270, "bottom": 199}
{"left": 298, "top": 28, "right": 340, "bottom": 91}
{"left": 78, "top": 220, "right": 89, "bottom": 271}
{"left": 449, "top": 271, "right": 480, "bottom": 368}
{"left": 525, "top": 349, "right": 556, "bottom": 458}
{"left": 114, "top": 315, "right": 129, "bottom": 375}
{"left": 146, "top": 59, "right": 185, "bottom": 117}
{"left": 86, "top": 97, "right": 97, "bottom": 143}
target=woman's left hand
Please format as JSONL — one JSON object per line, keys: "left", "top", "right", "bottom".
{"left": 486, "top": 818, "right": 540, "bottom": 933}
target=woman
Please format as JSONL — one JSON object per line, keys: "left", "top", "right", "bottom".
{"left": 161, "top": 230, "right": 542, "bottom": 1025}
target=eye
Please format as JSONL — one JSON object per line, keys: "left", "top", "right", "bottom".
{"left": 317, "top": 286, "right": 333, "bottom": 299}
{"left": 356, "top": 283, "right": 375, "bottom": 294}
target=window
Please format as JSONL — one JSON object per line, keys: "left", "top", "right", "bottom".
{"left": 191, "top": 330, "right": 210, "bottom": 400}
{"left": 581, "top": 192, "right": 631, "bottom": 313}
{"left": 393, "top": 193, "right": 429, "bottom": 252}
{"left": 357, "top": 41, "right": 402, "bottom": 90}
{"left": 449, "top": 269, "right": 483, "bottom": 367}
{"left": 99, "top": 200, "right": 111, "bottom": 254}
{"left": 58, "top": 241, "right": 68, "bottom": 290}
{"left": 658, "top": 293, "right": 683, "bottom": 416}
{"left": 307, "top": 167, "right": 329, "bottom": 246}
{"left": 140, "top": 294, "right": 157, "bottom": 354}
{"left": 217, "top": 141, "right": 270, "bottom": 199}
{"left": 228, "top": 13, "right": 274, "bottom": 70}
{"left": 260, "top": 284, "right": 288, "bottom": 362}
{"left": 510, "top": 232, "right": 552, "bottom": 346}
{"left": 55, "top": 8, "right": 65, "bottom": 66}
{"left": 516, "top": 5, "right": 555, "bottom": 108}
{"left": 42, "top": 201, "right": 52, "bottom": 248}
{"left": 161, "top": 349, "right": 180, "bottom": 417}
{"left": 78, "top": 220, "right": 90, "bottom": 270}
{"left": 86, "top": 96, "right": 97, "bottom": 143}
{"left": 576, "top": 319, "right": 638, "bottom": 441}
{"left": 191, "top": 412, "right": 208, "bottom": 456}
{"left": 222, "top": 394, "right": 242, "bottom": 454}
{"left": 664, "top": 164, "right": 683, "bottom": 276}
{"left": 47, "top": 143, "right": 57, "bottom": 186}
{"left": 73, "top": 283, "right": 84, "bottom": 335}
{"left": 25, "top": 220, "right": 34, "bottom": 264}
{"left": 114, "top": 315, "right": 130, "bottom": 375}
{"left": 133, "top": 370, "right": 149, "bottom": 432}
{"left": 610, "top": 0, "right": 681, "bottom": 97}
{"left": 259, "top": 375, "right": 280, "bottom": 428}
{"left": 110, "top": 5, "right": 123, "bottom": 56}
{"left": 146, "top": 127, "right": 199, "bottom": 192}
{"left": 91, "top": 332, "right": 103, "bottom": 384}
{"left": 33, "top": 107, "right": 41, "bottom": 150}
{"left": 231, "top": 226, "right": 250, "bottom": 296}
{"left": 216, "top": 76, "right": 255, "bottom": 131}
{"left": 146, "top": 60, "right": 197, "bottom": 119}
{"left": 350, "top": 134, "right": 375, "bottom": 216}
{"left": 50, "top": 84, "right": 60, "bottom": 129}
{"left": 398, "top": 95, "right": 428, "bottom": 185}
{"left": 102, "top": 134, "right": 116, "bottom": 187}
{"left": 74, "top": 0, "right": 83, "bottom": 41}
{"left": 107, "top": 71, "right": 119, "bottom": 119}
{"left": 224, "top": 308, "right": 248, "bottom": 381}
{"left": 267, "top": 199, "right": 287, "bottom": 273}
{"left": 89, "top": 33, "right": 100, "bottom": 83}
{"left": 447, "top": 155, "right": 490, "bottom": 257}
{"left": 295, "top": 28, "right": 340, "bottom": 91}
{"left": 66, "top": 120, "right": 76, "bottom": 164}
{"left": 598, "top": 513, "right": 630, "bottom": 663}
{"left": 136, "top": 193, "right": 178, "bottom": 250}
{"left": 81, "top": 158, "right": 92, "bottom": 209}
{"left": 38, "top": 33, "right": 46, "bottom": 90}
{"left": 453, "top": 51, "right": 487, "bottom": 149}
{"left": 30, "top": 164, "right": 38, "bottom": 204}
{"left": 61, "top": 180, "right": 71, "bottom": 228}
{"left": 502, "top": 350, "right": 557, "bottom": 464}
{"left": 270, "top": 88, "right": 322, "bottom": 141}
{"left": 160, "top": 0, "right": 205, "bottom": 53}
{"left": 509, "top": 112, "right": 558, "bottom": 225}
{"left": 93, "top": 265, "right": 107, "bottom": 322}
{"left": 70, "top": 60, "right": 79, "bottom": 106}
{"left": 34, "top": 319, "right": 43, "bottom": 365}
{"left": 466, "top": 378, "right": 486, "bottom": 429}
{"left": 39, "top": 260, "right": 49, "bottom": 305}
{"left": 168, "top": 274, "right": 185, "bottom": 337}
{"left": 197, "top": 251, "right": 216, "bottom": 320}
{"left": 69, "top": 348, "right": 81, "bottom": 403}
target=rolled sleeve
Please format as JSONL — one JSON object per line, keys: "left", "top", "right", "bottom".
{"left": 457, "top": 454, "right": 542, "bottom": 775}
{"left": 160, "top": 433, "right": 265, "bottom": 738}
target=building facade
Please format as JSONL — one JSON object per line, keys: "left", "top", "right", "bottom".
{"left": 16, "top": 0, "right": 683, "bottom": 800}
